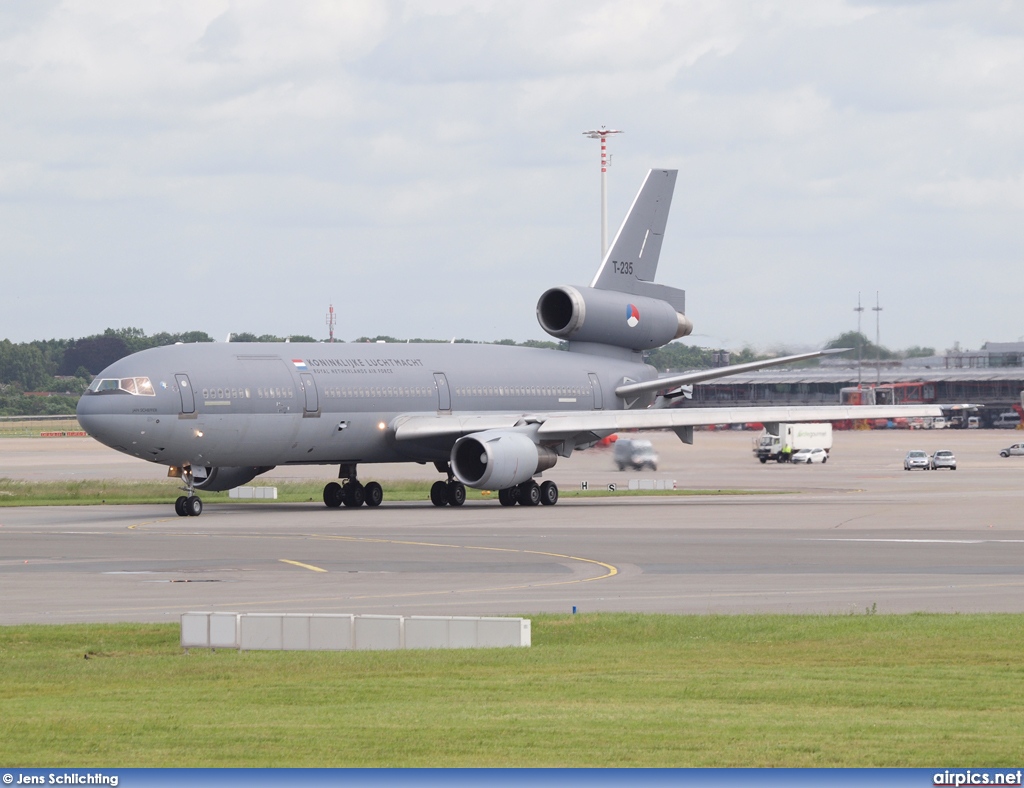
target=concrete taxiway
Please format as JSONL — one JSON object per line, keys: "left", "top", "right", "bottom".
{"left": 2, "top": 429, "right": 1023, "bottom": 623}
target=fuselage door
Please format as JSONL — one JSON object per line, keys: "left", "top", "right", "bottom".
{"left": 300, "top": 373, "right": 319, "bottom": 416}
{"left": 433, "top": 373, "right": 451, "bottom": 413}
{"left": 588, "top": 373, "right": 604, "bottom": 410}
{"left": 175, "top": 374, "right": 195, "bottom": 414}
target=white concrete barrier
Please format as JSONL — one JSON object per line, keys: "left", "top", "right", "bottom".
{"left": 228, "top": 486, "right": 278, "bottom": 499}
{"left": 184, "top": 612, "right": 529, "bottom": 652}
{"left": 309, "top": 614, "right": 355, "bottom": 650}
{"left": 628, "top": 479, "right": 676, "bottom": 491}
{"left": 354, "top": 614, "right": 404, "bottom": 651}
{"left": 240, "top": 613, "right": 285, "bottom": 650}
{"left": 405, "top": 616, "right": 531, "bottom": 649}
{"left": 181, "top": 612, "right": 240, "bottom": 649}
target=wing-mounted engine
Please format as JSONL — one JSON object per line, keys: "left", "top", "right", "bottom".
{"left": 451, "top": 430, "right": 557, "bottom": 490}
{"left": 192, "top": 465, "right": 275, "bottom": 492}
{"left": 537, "top": 285, "right": 692, "bottom": 352}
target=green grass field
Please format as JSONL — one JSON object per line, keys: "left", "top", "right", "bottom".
{"left": 1, "top": 614, "right": 1021, "bottom": 767}
{"left": 0, "top": 417, "right": 81, "bottom": 437}
{"left": 0, "top": 478, "right": 770, "bottom": 506}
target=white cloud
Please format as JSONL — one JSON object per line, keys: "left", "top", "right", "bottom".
{"left": 0, "top": 0, "right": 1021, "bottom": 352}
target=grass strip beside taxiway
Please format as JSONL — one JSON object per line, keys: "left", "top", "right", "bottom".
{"left": 0, "top": 478, "right": 776, "bottom": 506}
{"left": 1, "top": 613, "right": 1021, "bottom": 767}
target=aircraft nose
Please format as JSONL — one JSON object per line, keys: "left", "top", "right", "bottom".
{"left": 75, "top": 386, "right": 136, "bottom": 448}
{"left": 76, "top": 391, "right": 104, "bottom": 439}
{"left": 77, "top": 391, "right": 94, "bottom": 426}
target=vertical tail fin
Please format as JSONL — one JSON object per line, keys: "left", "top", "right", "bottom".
{"left": 590, "top": 169, "right": 678, "bottom": 291}
{"left": 588, "top": 169, "right": 684, "bottom": 313}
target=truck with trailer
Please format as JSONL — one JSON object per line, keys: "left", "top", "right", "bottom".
{"left": 754, "top": 423, "right": 833, "bottom": 463}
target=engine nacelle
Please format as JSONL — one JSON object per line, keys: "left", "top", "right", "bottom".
{"left": 537, "top": 285, "right": 692, "bottom": 350}
{"left": 451, "top": 430, "right": 557, "bottom": 490}
{"left": 192, "top": 465, "right": 275, "bottom": 492}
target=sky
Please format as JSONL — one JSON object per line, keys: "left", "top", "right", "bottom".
{"left": 1, "top": 1, "right": 1022, "bottom": 354}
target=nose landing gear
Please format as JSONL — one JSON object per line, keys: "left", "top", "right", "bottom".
{"left": 174, "top": 466, "right": 203, "bottom": 517}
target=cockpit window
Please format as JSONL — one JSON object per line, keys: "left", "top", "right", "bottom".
{"left": 87, "top": 376, "right": 157, "bottom": 396}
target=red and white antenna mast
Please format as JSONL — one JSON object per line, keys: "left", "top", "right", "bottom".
{"left": 326, "top": 304, "right": 336, "bottom": 343}
{"left": 582, "top": 126, "right": 623, "bottom": 260}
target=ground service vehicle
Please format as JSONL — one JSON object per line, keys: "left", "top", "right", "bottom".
{"left": 614, "top": 438, "right": 659, "bottom": 471}
{"left": 791, "top": 447, "right": 828, "bottom": 464}
{"left": 994, "top": 412, "right": 1021, "bottom": 429}
{"left": 999, "top": 443, "right": 1024, "bottom": 458}
{"left": 754, "top": 423, "right": 832, "bottom": 463}
{"left": 930, "top": 450, "right": 957, "bottom": 470}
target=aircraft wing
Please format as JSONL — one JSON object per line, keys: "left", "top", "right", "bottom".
{"left": 531, "top": 404, "right": 943, "bottom": 441}
{"left": 391, "top": 404, "right": 944, "bottom": 447}
{"left": 615, "top": 348, "right": 850, "bottom": 399}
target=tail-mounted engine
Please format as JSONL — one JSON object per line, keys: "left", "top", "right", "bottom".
{"left": 537, "top": 285, "right": 692, "bottom": 351}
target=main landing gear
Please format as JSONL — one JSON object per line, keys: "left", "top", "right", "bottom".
{"left": 497, "top": 480, "right": 559, "bottom": 507}
{"left": 430, "top": 478, "right": 467, "bottom": 507}
{"left": 174, "top": 466, "right": 203, "bottom": 517}
{"left": 323, "top": 465, "right": 383, "bottom": 509}
{"left": 428, "top": 461, "right": 559, "bottom": 508}
{"left": 428, "top": 462, "right": 466, "bottom": 507}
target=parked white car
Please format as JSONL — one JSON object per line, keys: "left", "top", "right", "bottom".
{"left": 904, "top": 450, "right": 930, "bottom": 470}
{"left": 791, "top": 447, "right": 828, "bottom": 464}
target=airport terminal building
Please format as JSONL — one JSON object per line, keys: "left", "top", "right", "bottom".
{"left": 687, "top": 342, "right": 1024, "bottom": 426}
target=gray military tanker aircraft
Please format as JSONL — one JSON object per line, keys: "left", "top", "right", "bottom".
{"left": 77, "top": 169, "right": 940, "bottom": 516}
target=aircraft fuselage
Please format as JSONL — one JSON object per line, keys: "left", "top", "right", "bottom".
{"left": 77, "top": 341, "right": 656, "bottom": 470}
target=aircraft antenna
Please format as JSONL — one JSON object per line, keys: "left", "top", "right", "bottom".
{"left": 582, "top": 126, "right": 624, "bottom": 260}
{"left": 326, "top": 304, "right": 336, "bottom": 343}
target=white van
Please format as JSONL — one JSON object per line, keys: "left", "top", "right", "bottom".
{"left": 994, "top": 412, "right": 1021, "bottom": 429}
{"left": 931, "top": 416, "right": 947, "bottom": 430}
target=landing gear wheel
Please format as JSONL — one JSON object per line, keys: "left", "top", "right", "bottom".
{"left": 342, "top": 483, "right": 365, "bottom": 508}
{"left": 498, "top": 487, "right": 518, "bottom": 506}
{"left": 430, "top": 480, "right": 449, "bottom": 507}
{"left": 323, "top": 482, "right": 343, "bottom": 508}
{"left": 175, "top": 496, "right": 188, "bottom": 517}
{"left": 518, "top": 480, "right": 541, "bottom": 507}
{"left": 447, "top": 480, "right": 466, "bottom": 507}
{"left": 539, "top": 481, "right": 559, "bottom": 506}
{"left": 185, "top": 495, "right": 203, "bottom": 517}
{"left": 364, "top": 481, "right": 383, "bottom": 507}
